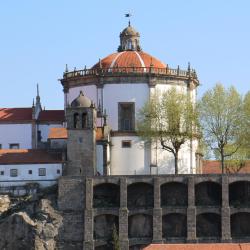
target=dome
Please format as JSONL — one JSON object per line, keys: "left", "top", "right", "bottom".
{"left": 121, "top": 25, "right": 139, "bottom": 37}
{"left": 71, "top": 91, "right": 92, "bottom": 108}
{"left": 92, "top": 51, "right": 166, "bottom": 69}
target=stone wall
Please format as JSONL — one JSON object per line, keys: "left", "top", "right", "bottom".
{"left": 82, "top": 174, "right": 250, "bottom": 250}
{"left": 58, "top": 174, "right": 250, "bottom": 250}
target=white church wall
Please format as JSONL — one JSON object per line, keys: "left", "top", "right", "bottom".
{"left": 150, "top": 138, "right": 199, "bottom": 175}
{"left": 96, "top": 144, "right": 103, "bottom": 175}
{"left": 0, "top": 124, "right": 32, "bottom": 149}
{"left": 0, "top": 163, "right": 62, "bottom": 188}
{"left": 110, "top": 136, "right": 150, "bottom": 175}
{"left": 103, "top": 83, "right": 149, "bottom": 130}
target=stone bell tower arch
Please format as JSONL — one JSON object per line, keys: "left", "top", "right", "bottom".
{"left": 65, "top": 90, "right": 97, "bottom": 177}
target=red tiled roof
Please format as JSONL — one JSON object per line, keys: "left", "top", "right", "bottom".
{"left": 48, "top": 127, "right": 104, "bottom": 140}
{"left": 144, "top": 243, "right": 250, "bottom": 250}
{"left": 38, "top": 110, "right": 65, "bottom": 123}
{"left": 202, "top": 160, "right": 250, "bottom": 174}
{"left": 0, "top": 149, "right": 63, "bottom": 164}
{"left": 92, "top": 51, "right": 166, "bottom": 69}
{"left": 0, "top": 108, "right": 33, "bottom": 123}
{"left": 48, "top": 128, "right": 67, "bottom": 139}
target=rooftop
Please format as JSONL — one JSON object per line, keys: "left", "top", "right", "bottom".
{"left": 144, "top": 243, "right": 250, "bottom": 250}
{"left": 0, "top": 149, "right": 63, "bottom": 165}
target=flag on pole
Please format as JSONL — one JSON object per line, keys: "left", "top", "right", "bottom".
{"left": 125, "top": 13, "right": 131, "bottom": 18}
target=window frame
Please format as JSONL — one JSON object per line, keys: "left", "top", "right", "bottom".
{"left": 38, "top": 168, "right": 46, "bottom": 176}
{"left": 9, "top": 143, "right": 20, "bottom": 149}
{"left": 10, "top": 169, "right": 18, "bottom": 177}
{"left": 122, "top": 140, "right": 132, "bottom": 148}
{"left": 118, "top": 102, "right": 135, "bottom": 131}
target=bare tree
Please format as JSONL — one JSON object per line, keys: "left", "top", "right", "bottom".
{"left": 137, "top": 88, "right": 198, "bottom": 174}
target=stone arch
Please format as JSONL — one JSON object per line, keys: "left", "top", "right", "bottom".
{"left": 128, "top": 214, "right": 153, "bottom": 238}
{"left": 195, "top": 181, "right": 222, "bottom": 206}
{"left": 161, "top": 182, "right": 188, "bottom": 207}
{"left": 229, "top": 181, "right": 250, "bottom": 207}
{"left": 196, "top": 213, "right": 221, "bottom": 238}
{"left": 127, "top": 182, "right": 153, "bottom": 209}
{"left": 82, "top": 112, "right": 88, "bottom": 128}
{"left": 94, "top": 214, "right": 119, "bottom": 240}
{"left": 162, "top": 213, "right": 187, "bottom": 238}
{"left": 93, "top": 183, "right": 120, "bottom": 208}
{"left": 73, "top": 112, "right": 80, "bottom": 128}
{"left": 231, "top": 212, "right": 250, "bottom": 238}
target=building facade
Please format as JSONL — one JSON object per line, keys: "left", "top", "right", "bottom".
{"left": 61, "top": 22, "right": 200, "bottom": 175}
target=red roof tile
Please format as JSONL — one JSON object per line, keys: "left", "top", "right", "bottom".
{"left": 203, "top": 160, "right": 250, "bottom": 174}
{"left": 0, "top": 108, "right": 33, "bottom": 123}
{"left": 0, "top": 149, "right": 63, "bottom": 164}
{"left": 92, "top": 51, "right": 166, "bottom": 69}
{"left": 48, "top": 127, "right": 104, "bottom": 140}
{"left": 144, "top": 243, "right": 250, "bottom": 250}
{"left": 38, "top": 110, "right": 65, "bottom": 123}
{"left": 48, "top": 128, "right": 67, "bottom": 139}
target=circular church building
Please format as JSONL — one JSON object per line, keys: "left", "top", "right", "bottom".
{"left": 61, "top": 23, "right": 200, "bottom": 175}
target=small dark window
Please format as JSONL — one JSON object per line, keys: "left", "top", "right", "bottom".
{"left": 74, "top": 113, "right": 80, "bottom": 128}
{"left": 9, "top": 143, "right": 19, "bottom": 149}
{"left": 10, "top": 169, "right": 18, "bottom": 177}
{"left": 37, "top": 130, "right": 42, "bottom": 142}
{"left": 122, "top": 140, "right": 132, "bottom": 148}
{"left": 39, "top": 168, "right": 46, "bottom": 176}
{"left": 82, "top": 113, "right": 88, "bottom": 128}
{"left": 57, "top": 169, "right": 61, "bottom": 174}
{"left": 28, "top": 170, "right": 32, "bottom": 174}
{"left": 0, "top": 171, "right": 4, "bottom": 175}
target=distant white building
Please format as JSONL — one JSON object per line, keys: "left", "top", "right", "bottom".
{"left": 0, "top": 149, "right": 63, "bottom": 195}
{"left": 0, "top": 85, "right": 64, "bottom": 150}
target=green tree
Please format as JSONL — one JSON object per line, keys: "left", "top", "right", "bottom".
{"left": 243, "top": 91, "right": 250, "bottom": 153}
{"left": 111, "top": 224, "right": 120, "bottom": 250}
{"left": 137, "top": 88, "right": 198, "bottom": 174}
{"left": 198, "top": 84, "right": 244, "bottom": 173}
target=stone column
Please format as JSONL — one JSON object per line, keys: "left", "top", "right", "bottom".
{"left": 153, "top": 177, "right": 163, "bottom": 243}
{"left": 221, "top": 175, "right": 232, "bottom": 242}
{"left": 187, "top": 176, "right": 196, "bottom": 242}
{"left": 84, "top": 178, "right": 94, "bottom": 250}
{"left": 119, "top": 177, "right": 129, "bottom": 250}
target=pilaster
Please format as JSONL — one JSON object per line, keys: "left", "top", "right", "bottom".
{"left": 119, "top": 177, "right": 129, "bottom": 250}
{"left": 84, "top": 178, "right": 94, "bottom": 250}
{"left": 187, "top": 176, "right": 196, "bottom": 242}
{"left": 153, "top": 177, "right": 163, "bottom": 243}
{"left": 221, "top": 175, "right": 232, "bottom": 242}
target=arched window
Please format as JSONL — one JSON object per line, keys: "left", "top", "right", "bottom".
{"left": 82, "top": 113, "right": 88, "bottom": 128}
{"left": 73, "top": 113, "right": 80, "bottom": 128}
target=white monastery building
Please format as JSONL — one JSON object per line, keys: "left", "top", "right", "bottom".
{"left": 0, "top": 22, "right": 201, "bottom": 191}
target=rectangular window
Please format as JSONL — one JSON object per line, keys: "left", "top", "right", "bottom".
{"left": 0, "top": 171, "right": 4, "bottom": 175}
{"left": 28, "top": 170, "right": 32, "bottom": 175}
{"left": 122, "top": 140, "right": 132, "bottom": 148}
{"left": 57, "top": 169, "right": 61, "bottom": 174}
{"left": 9, "top": 143, "right": 19, "bottom": 149}
{"left": 118, "top": 102, "right": 135, "bottom": 131}
{"left": 10, "top": 169, "right": 18, "bottom": 177}
{"left": 39, "top": 168, "right": 46, "bottom": 176}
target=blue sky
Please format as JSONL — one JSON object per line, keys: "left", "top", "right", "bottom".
{"left": 0, "top": 0, "right": 249, "bottom": 109}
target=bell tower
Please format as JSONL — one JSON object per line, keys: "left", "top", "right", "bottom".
{"left": 65, "top": 91, "right": 96, "bottom": 177}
